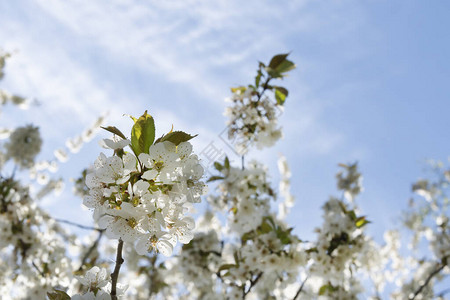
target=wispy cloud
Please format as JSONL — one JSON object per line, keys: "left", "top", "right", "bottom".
{"left": 0, "top": 0, "right": 375, "bottom": 226}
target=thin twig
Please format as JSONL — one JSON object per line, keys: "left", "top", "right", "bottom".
{"left": 293, "top": 276, "right": 308, "bottom": 300}
{"left": 54, "top": 218, "right": 103, "bottom": 231}
{"left": 32, "top": 261, "right": 45, "bottom": 278}
{"left": 77, "top": 230, "right": 104, "bottom": 271}
{"left": 111, "top": 239, "right": 124, "bottom": 300}
{"left": 243, "top": 272, "right": 263, "bottom": 299}
{"left": 410, "top": 261, "right": 447, "bottom": 300}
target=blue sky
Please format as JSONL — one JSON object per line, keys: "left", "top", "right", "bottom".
{"left": 1, "top": 0, "right": 449, "bottom": 247}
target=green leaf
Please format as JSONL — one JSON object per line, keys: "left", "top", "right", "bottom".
{"left": 233, "top": 252, "right": 240, "bottom": 265}
{"left": 241, "top": 231, "right": 255, "bottom": 242}
{"left": 218, "top": 264, "right": 237, "bottom": 272}
{"left": 207, "top": 176, "right": 225, "bottom": 183}
{"left": 318, "top": 285, "right": 328, "bottom": 296}
{"left": 277, "top": 228, "right": 291, "bottom": 245}
{"left": 264, "top": 216, "right": 276, "bottom": 228}
{"left": 101, "top": 126, "right": 127, "bottom": 140}
{"left": 124, "top": 113, "right": 137, "bottom": 122}
{"left": 274, "top": 87, "right": 288, "bottom": 105}
{"left": 306, "top": 247, "right": 318, "bottom": 254}
{"left": 255, "top": 70, "right": 263, "bottom": 87}
{"left": 130, "top": 111, "right": 156, "bottom": 156}
{"left": 47, "top": 290, "right": 70, "bottom": 300}
{"left": 318, "top": 284, "right": 337, "bottom": 295}
{"left": 348, "top": 210, "right": 357, "bottom": 221}
{"left": 259, "top": 219, "right": 273, "bottom": 234}
{"left": 230, "top": 86, "right": 247, "bottom": 94}
{"left": 276, "top": 59, "right": 296, "bottom": 74}
{"left": 224, "top": 156, "right": 230, "bottom": 170}
{"left": 355, "top": 216, "right": 370, "bottom": 228}
{"left": 265, "top": 67, "right": 282, "bottom": 79}
{"left": 158, "top": 131, "right": 198, "bottom": 146}
{"left": 268, "top": 53, "right": 290, "bottom": 70}
{"left": 214, "top": 162, "right": 223, "bottom": 171}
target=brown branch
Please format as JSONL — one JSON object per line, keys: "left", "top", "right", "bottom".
{"left": 54, "top": 218, "right": 103, "bottom": 231}
{"left": 243, "top": 272, "right": 263, "bottom": 299}
{"left": 293, "top": 276, "right": 308, "bottom": 300}
{"left": 32, "top": 261, "right": 45, "bottom": 278}
{"left": 77, "top": 230, "right": 104, "bottom": 271}
{"left": 111, "top": 239, "right": 124, "bottom": 300}
{"left": 409, "top": 259, "right": 447, "bottom": 300}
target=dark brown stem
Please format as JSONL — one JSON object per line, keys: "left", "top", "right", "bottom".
{"left": 111, "top": 239, "right": 124, "bottom": 300}
{"left": 77, "top": 230, "right": 104, "bottom": 271}
{"left": 32, "top": 261, "right": 45, "bottom": 278}
{"left": 243, "top": 272, "right": 263, "bottom": 299}
{"left": 54, "top": 218, "right": 103, "bottom": 231}
{"left": 409, "top": 260, "right": 447, "bottom": 300}
{"left": 293, "top": 276, "right": 308, "bottom": 300}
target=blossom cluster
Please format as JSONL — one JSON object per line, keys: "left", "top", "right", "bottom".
{"left": 0, "top": 177, "right": 77, "bottom": 299}
{"left": 69, "top": 266, "right": 127, "bottom": 300}
{"left": 0, "top": 52, "right": 29, "bottom": 112}
{"left": 2, "top": 51, "right": 449, "bottom": 300}
{"left": 84, "top": 113, "right": 207, "bottom": 256}
{"left": 224, "top": 87, "right": 282, "bottom": 154}
{"left": 224, "top": 54, "right": 295, "bottom": 154}
{"left": 208, "top": 158, "right": 275, "bottom": 235}
{"left": 4, "top": 125, "right": 42, "bottom": 169}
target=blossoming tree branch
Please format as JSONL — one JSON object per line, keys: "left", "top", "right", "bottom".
{"left": 0, "top": 50, "right": 448, "bottom": 300}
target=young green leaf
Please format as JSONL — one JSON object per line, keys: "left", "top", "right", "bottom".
{"left": 230, "top": 86, "right": 247, "bottom": 94}
{"left": 158, "top": 131, "right": 198, "bottom": 146}
{"left": 355, "top": 216, "right": 370, "bottom": 228}
{"left": 47, "top": 290, "right": 71, "bottom": 300}
{"left": 101, "top": 126, "right": 127, "bottom": 140}
{"left": 275, "top": 59, "right": 296, "bottom": 74}
{"left": 218, "top": 264, "right": 237, "bottom": 272}
{"left": 130, "top": 110, "right": 155, "bottom": 156}
{"left": 214, "top": 162, "right": 223, "bottom": 171}
{"left": 274, "top": 87, "right": 288, "bottom": 105}
{"left": 318, "top": 284, "right": 337, "bottom": 295}
{"left": 207, "top": 176, "right": 225, "bottom": 183}
{"left": 224, "top": 156, "right": 230, "bottom": 170}
{"left": 268, "top": 53, "right": 290, "bottom": 70}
